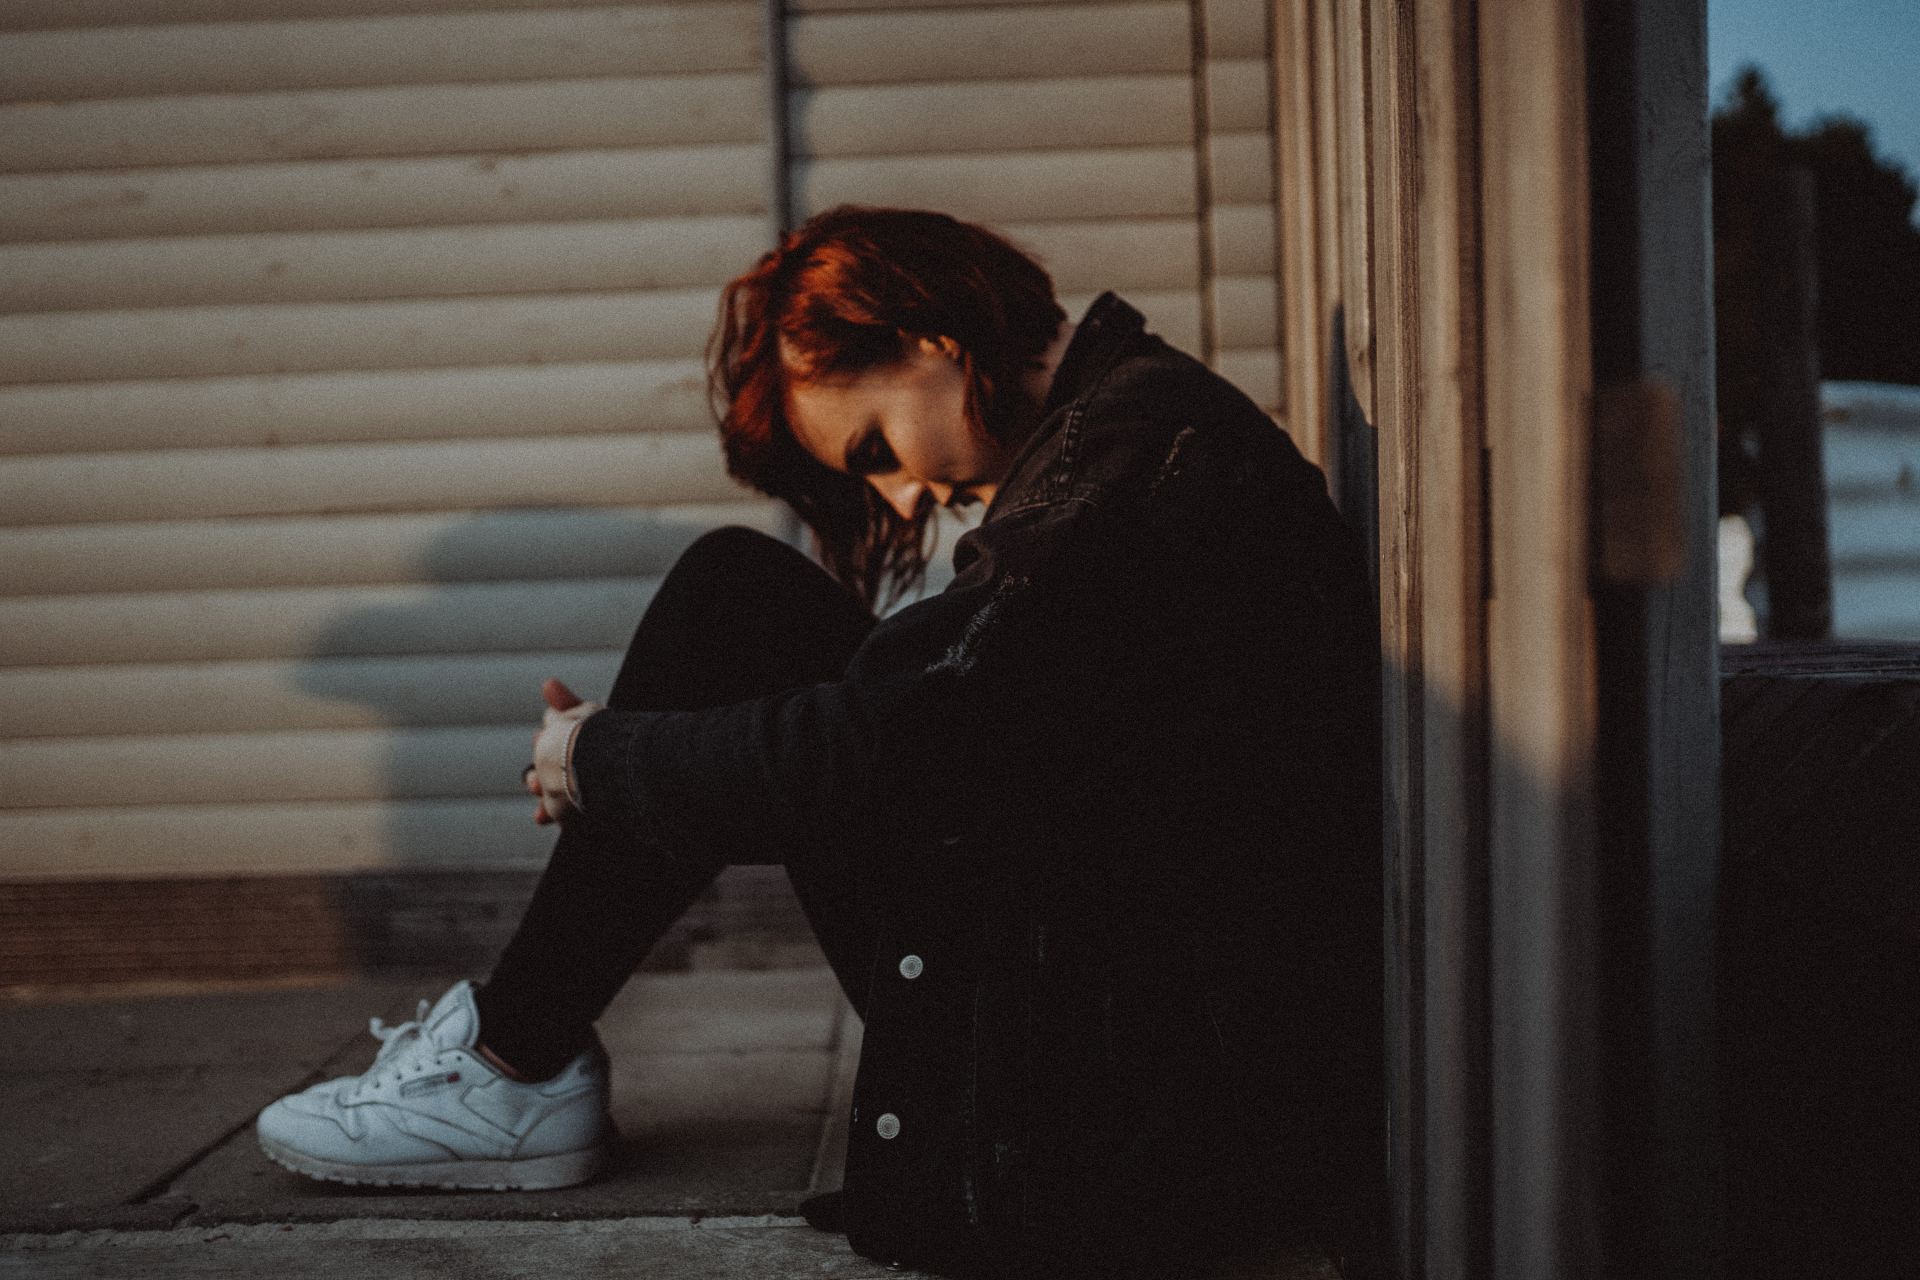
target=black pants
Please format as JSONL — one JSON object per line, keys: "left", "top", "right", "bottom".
{"left": 473, "top": 526, "right": 879, "bottom": 1079}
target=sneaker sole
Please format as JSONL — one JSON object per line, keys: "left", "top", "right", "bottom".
{"left": 259, "top": 1133, "right": 610, "bottom": 1191}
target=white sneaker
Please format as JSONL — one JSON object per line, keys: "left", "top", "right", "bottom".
{"left": 256, "top": 979, "right": 615, "bottom": 1190}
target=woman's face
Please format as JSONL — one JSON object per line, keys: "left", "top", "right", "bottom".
{"left": 784, "top": 335, "right": 1015, "bottom": 519}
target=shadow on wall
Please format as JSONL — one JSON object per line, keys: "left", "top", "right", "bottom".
{"left": 279, "top": 493, "right": 978, "bottom": 978}
{"left": 291, "top": 505, "right": 779, "bottom": 974}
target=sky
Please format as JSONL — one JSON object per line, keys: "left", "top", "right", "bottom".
{"left": 1709, "top": 0, "right": 1920, "bottom": 214}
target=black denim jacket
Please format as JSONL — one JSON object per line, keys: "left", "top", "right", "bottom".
{"left": 572, "top": 293, "right": 1383, "bottom": 1277}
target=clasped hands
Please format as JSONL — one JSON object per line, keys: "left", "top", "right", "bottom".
{"left": 525, "top": 677, "right": 603, "bottom": 826}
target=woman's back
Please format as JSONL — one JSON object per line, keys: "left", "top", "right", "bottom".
{"left": 834, "top": 292, "right": 1384, "bottom": 1277}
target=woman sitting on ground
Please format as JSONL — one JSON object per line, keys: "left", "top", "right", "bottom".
{"left": 256, "top": 206, "right": 1385, "bottom": 1279}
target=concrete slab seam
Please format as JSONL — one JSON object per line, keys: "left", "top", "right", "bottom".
{"left": 126, "top": 1023, "right": 379, "bottom": 1211}
{"left": 3, "top": 1215, "right": 814, "bottom": 1252}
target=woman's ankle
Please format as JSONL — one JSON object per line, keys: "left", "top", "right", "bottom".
{"left": 470, "top": 981, "right": 585, "bottom": 1081}
{"left": 475, "top": 1040, "right": 535, "bottom": 1083}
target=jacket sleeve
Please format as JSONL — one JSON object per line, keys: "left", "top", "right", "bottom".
{"left": 564, "top": 494, "right": 1167, "bottom": 868}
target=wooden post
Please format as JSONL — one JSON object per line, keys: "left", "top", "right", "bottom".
{"left": 1273, "top": 0, "right": 1328, "bottom": 467}
{"left": 1478, "top": 0, "right": 1603, "bottom": 1275}
{"left": 1586, "top": 1, "right": 1725, "bottom": 1275}
{"left": 1367, "top": 1, "right": 1491, "bottom": 1274}
{"left": 1276, "top": 0, "right": 1721, "bottom": 1274}
{"left": 1754, "top": 168, "right": 1832, "bottom": 640}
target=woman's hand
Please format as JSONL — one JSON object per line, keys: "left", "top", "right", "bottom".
{"left": 526, "top": 677, "right": 603, "bottom": 825}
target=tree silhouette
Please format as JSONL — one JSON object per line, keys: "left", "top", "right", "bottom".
{"left": 1791, "top": 114, "right": 1920, "bottom": 385}
{"left": 1712, "top": 68, "right": 1786, "bottom": 514}
{"left": 1712, "top": 66, "right": 1920, "bottom": 514}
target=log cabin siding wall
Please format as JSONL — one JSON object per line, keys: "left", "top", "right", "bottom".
{"left": 0, "top": 1, "right": 781, "bottom": 879}
{"left": 0, "top": 0, "right": 1287, "bottom": 881}
{"left": 787, "top": 0, "right": 1282, "bottom": 412}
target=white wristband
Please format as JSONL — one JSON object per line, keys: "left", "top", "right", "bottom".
{"left": 562, "top": 713, "right": 590, "bottom": 810}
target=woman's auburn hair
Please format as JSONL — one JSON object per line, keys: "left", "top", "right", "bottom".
{"left": 707, "top": 205, "right": 1066, "bottom": 610}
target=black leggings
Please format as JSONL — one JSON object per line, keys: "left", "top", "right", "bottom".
{"left": 473, "top": 526, "right": 879, "bottom": 1080}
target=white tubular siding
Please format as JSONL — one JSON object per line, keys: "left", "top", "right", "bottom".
{"left": 787, "top": 0, "right": 1208, "bottom": 355}
{"left": 788, "top": 0, "right": 1282, "bottom": 406}
{"left": 1199, "top": 0, "right": 1283, "bottom": 411}
{"left": 0, "top": 1, "right": 779, "bottom": 879}
{"left": 0, "top": 0, "right": 1288, "bottom": 880}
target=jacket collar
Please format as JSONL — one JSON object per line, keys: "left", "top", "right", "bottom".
{"left": 1037, "top": 291, "right": 1148, "bottom": 422}
{"left": 982, "top": 293, "right": 1147, "bottom": 519}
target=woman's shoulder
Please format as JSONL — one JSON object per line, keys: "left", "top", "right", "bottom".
{"left": 1068, "top": 330, "right": 1324, "bottom": 510}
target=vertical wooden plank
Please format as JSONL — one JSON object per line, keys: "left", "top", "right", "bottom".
{"left": 1308, "top": 0, "right": 1343, "bottom": 464}
{"left": 1372, "top": 0, "right": 1492, "bottom": 1276}
{"left": 1411, "top": 1, "right": 1491, "bottom": 1277}
{"left": 1584, "top": 0, "right": 1723, "bottom": 1275}
{"left": 1189, "top": 0, "right": 1220, "bottom": 363}
{"left": 1324, "top": 1, "right": 1377, "bottom": 565}
{"left": 1478, "top": 1, "right": 1601, "bottom": 1279}
{"left": 1334, "top": 0, "right": 1374, "bottom": 426}
{"left": 1365, "top": 0, "right": 1421, "bottom": 1271}
{"left": 1271, "top": 0, "right": 1323, "bottom": 459}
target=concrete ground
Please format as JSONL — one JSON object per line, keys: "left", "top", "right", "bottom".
{"left": 0, "top": 969, "right": 1341, "bottom": 1278}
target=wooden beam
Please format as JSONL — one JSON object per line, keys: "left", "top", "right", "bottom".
{"left": 1478, "top": 1, "right": 1601, "bottom": 1278}
{"left": 1584, "top": 0, "right": 1724, "bottom": 1273}
{"left": 1368, "top": 0, "right": 1491, "bottom": 1274}
{"left": 1272, "top": 0, "right": 1326, "bottom": 461}
{"left": 1406, "top": 0, "right": 1492, "bottom": 1272}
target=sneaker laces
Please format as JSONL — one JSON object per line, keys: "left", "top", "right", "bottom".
{"left": 349, "top": 998, "right": 444, "bottom": 1100}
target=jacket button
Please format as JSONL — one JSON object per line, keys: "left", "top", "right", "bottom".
{"left": 876, "top": 1112, "right": 901, "bottom": 1139}
{"left": 898, "top": 954, "right": 923, "bottom": 980}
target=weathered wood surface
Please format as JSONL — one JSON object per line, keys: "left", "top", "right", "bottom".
{"left": 1271, "top": 0, "right": 1324, "bottom": 463}
{"left": 1478, "top": 3, "right": 1603, "bottom": 1276}
{"left": 1360, "top": 0, "right": 1490, "bottom": 1274}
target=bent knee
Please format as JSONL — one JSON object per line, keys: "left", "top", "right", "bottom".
{"left": 673, "top": 524, "right": 801, "bottom": 578}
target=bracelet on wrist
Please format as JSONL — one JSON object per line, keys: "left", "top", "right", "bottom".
{"left": 561, "top": 713, "right": 591, "bottom": 811}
